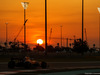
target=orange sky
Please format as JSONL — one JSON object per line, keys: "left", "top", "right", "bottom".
{"left": 0, "top": 0, "right": 100, "bottom": 48}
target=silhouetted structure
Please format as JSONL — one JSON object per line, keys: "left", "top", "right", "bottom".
{"left": 47, "top": 45, "right": 55, "bottom": 52}
{"left": 73, "top": 39, "right": 89, "bottom": 54}
{"left": 34, "top": 44, "right": 45, "bottom": 52}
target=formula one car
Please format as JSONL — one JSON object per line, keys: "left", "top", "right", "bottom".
{"left": 8, "top": 56, "right": 48, "bottom": 69}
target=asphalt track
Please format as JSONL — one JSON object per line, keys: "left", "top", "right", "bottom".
{"left": 0, "top": 61, "right": 100, "bottom": 75}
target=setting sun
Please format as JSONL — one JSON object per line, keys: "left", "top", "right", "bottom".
{"left": 37, "top": 39, "right": 43, "bottom": 45}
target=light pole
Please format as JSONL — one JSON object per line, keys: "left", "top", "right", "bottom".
{"left": 21, "top": 2, "right": 29, "bottom": 50}
{"left": 61, "top": 25, "right": 62, "bottom": 48}
{"left": 5, "top": 22, "right": 8, "bottom": 48}
{"left": 97, "top": 7, "right": 100, "bottom": 51}
{"left": 66, "top": 38, "right": 68, "bottom": 47}
{"left": 45, "top": 0, "right": 47, "bottom": 55}
{"left": 82, "top": 0, "right": 84, "bottom": 46}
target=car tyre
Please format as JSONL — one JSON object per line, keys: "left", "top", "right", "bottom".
{"left": 8, "top": 61, "right": 15, "bottom": 69}
{"left": 41, "top": 62, "right": 47, "bottom": 69}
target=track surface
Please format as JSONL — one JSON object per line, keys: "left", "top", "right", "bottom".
{"left": 0, "top": 61, "right": 100, "bottom": 72}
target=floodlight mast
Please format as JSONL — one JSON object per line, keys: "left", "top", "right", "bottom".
{"left": 21, "top": 2, "right": 29, "bottom": 51}
{"left": 61, "top": 25, "right": 62, "bottom": 48}
{"left": 97, "top": 7, "right": 100, "bottom": 51}
{"left": 21, "top": 2, "right": 29, "bottom": 9}
{"left": 82, "top": 0, "right": 84, "bottom": 48}
{"left": 45, "top": 0, "right": 47, "bottom": 55}
{"left": 5, "top": 22, "right": 8, "bottom": 49}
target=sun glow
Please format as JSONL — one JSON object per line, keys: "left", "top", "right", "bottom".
{"left": 37, "top": 39, "right": 43, "bottom": 45}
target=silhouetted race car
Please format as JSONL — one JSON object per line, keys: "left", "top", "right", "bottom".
{"left": 8, "top": 56, "right": 48, "bottom": 69}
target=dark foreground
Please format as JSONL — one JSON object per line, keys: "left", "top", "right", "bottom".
{"left": 1, "top": 52, "right": 100, "bottom": 74}
{"left": 0, "top": 61, "right": 100, "bottom": 74}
